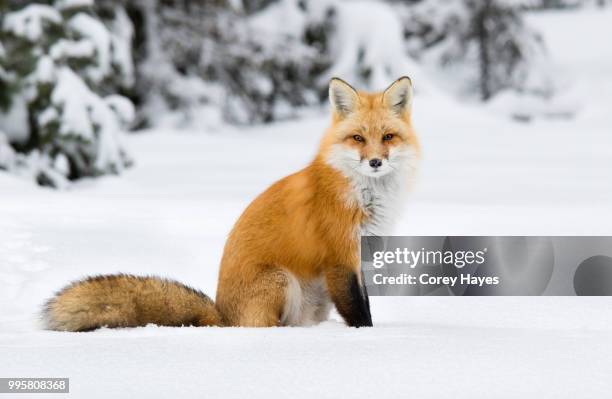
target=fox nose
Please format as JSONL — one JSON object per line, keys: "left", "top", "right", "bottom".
{"left": 369, "top": 158, "right": 383, "bottom": 168}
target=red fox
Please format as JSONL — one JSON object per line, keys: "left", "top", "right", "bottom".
{"left": 43, "top": 77, "right": 420, "bottom": 331}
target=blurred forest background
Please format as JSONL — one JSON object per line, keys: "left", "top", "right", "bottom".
{"left": 0, "top": 0, "right": 610, "bottom": 187}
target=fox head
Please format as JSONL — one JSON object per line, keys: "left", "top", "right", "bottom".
{"left": 321, "top": 77, "right": 419, "bottom": 179}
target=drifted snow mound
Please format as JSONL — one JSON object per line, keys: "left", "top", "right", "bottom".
{"left": 322, "top": 0, "right": 436, "bottom": 95}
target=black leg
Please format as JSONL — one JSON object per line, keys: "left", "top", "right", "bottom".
{"left": 326, "top": 267, "right": 373, "bottom": 327}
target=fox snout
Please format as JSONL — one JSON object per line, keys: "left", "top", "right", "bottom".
{"left": 369, "top": 158, "right": 382, "bottom": 168}
{"left": 358, "top": 142, "right": 391, "bottom": 175}
{"left": 358, "top": 154, "right": 394, "bottom": 177}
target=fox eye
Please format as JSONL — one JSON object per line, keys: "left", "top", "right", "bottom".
{"left": 352, "top": 135, "right": 365, "bottom": 142}
{"left": 383, "top": 133, "right": 395, "bottom": 141}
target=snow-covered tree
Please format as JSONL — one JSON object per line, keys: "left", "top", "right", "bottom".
{"left": 127, "top": 0, "right": 323, "bottom": 125}
{"left": 402, "top": 0, "right": 550, "bottom": 100}
{"left": 0, "top": 38, "right": 11, "bottom": 111}
{"left": 1, "top": 0, "right": 562, "bottom": 152}
{"left": 314, "top": 0, "right": 423, "bottom": 91}
{"left": 112, "top": 0, "right": 553, "bottom": 124}
{"left": 533, "top": 0, "right": 582, "bottom": 8}
{"left": 537, "top": 0, "right": 612, "bottom": 8}
{"left": 0, "top": 0, "right": 135, "bottom": 187}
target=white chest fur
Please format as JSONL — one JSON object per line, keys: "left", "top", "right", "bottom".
{"left": 325, "top": 145, "right": 417, "bottom": 237}
{"left": 351, "top": 172, "right": 407, "bottom": 236}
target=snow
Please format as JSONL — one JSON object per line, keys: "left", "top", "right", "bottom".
{"left": 105, "top": 94, "right": 135, "bottom": 127}
{"left": 51, "top": 68, "right": 96, "bottom": 140}
{"left": 67, "top": 13, "right": 112, "bottom": 83}
{"left": 50, "top": 39, "right": 96, "bottom": 61}
{"left": 37, "top": 106, "right": 59, "bottom": 127}
{"left": 32, "top": 55, "right": 56, "bottom": 84}
{"left": 1, "top": 6, "right": 612, "bottom": 399}
{"left": 1, "top": 300, "right": 611, "bottom": 398}
{"left": 0, "top": 94, "right": 29, "bottom": 143}
{"left": 249, "top": 0, "right": 307, "bottom": 37}
{"left": 0, "top": 131, "right": 16, "bottom": 169}
{"left": 324, "top": 1, "right": 424, "bottom": 90}
{"left": 50, "top": 67, "right": 130, "bottom": 173}
{"left": 0, "top": 148, "right": 70, "bottom": 189}
{"left": 55, "top": 0, "right": 94, "bottom": 10}
{"left": 526, "top": 8, "right": 612, "bottom": 124}
{"left": 108, "top": 7, "right": 135, "bottom": 87}
{"left": 2, "top": 4, "right": 61, "bottom": 42}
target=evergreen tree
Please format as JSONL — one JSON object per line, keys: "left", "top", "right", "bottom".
{"left": 0, "top": 39, "right": 11, "bottom": 111}
{"left": 123, "top": 0, "right": 327, "bottom": 125}
{"left": 404, "top": 0, "right": 549, "bottom": 100}
{"left": 0, "top": 0, "right": 135, "bottom": 187}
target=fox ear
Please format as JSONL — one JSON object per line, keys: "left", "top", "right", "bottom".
{"left": 329, "top": 78, "right": 359, "bottom": 117}
{"left": 383, "top": 76, "right": 412, "bottom": 115}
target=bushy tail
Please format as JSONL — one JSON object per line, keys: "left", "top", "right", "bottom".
{"left": 43, "top": 274, "right": 223, "bottom": 331}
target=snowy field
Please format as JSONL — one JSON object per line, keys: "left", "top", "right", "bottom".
{"left": 2, "top": 8, "right": 612, "bottom": 398}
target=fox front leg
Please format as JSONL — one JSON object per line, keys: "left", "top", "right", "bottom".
{"left": 325, "top": 266, "right": 373, "bottom": 327}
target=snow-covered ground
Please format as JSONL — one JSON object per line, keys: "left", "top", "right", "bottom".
{"left": 1, "top": 7, "right": 612, "bottom": 399}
